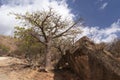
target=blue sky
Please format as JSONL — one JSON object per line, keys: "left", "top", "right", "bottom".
{"left": 0, "top": 0, "right": 120, "bottom": 43}
{"left": 67, "top": 0, "right": 120, "bottom": 28}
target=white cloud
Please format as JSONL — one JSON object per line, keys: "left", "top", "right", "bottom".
{"left": 0, "top": 0, "right": 74, "bottom": 35}
{"left": 100, "top": 2, "right": 108, "bottom": 10}
{"left": 101, "top": 34, "right": 117, "bottom": 42}
{"left": 0, "top": 0, "right": 120, "bottom": 43}
{"left": 80, "top": 19, "right": 120, "bottom": 43}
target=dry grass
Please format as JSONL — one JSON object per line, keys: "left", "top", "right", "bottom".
{"left": 0, "top": 35, "right": 17, "bottom": 52}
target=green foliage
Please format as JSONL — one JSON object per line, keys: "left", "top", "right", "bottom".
{"left": 14, "top": 26, "right": 45, "bottom": 66}
{"left": 13, "top": 8, "right": 82, "bottom": 70}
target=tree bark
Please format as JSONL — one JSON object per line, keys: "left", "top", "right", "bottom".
{"left": 45, "top": 39, "right": 52, "bottom": 72}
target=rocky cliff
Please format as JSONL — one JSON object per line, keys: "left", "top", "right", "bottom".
{"left": 56, "top": 36, "right": 120, "bottom": 80}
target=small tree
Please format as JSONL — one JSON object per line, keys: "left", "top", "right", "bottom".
{"left": 14, "top": 8, "right": 82, "bottom": 71}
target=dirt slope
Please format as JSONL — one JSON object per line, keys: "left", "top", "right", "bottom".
{"left": 0, "top": 57, "right": 54, "bottom": 80}
{"left": 0, "top": 57, "right": 78, "bottom": 80}
{"left": 0, "top": 35, "right": 17, "bottom": 52}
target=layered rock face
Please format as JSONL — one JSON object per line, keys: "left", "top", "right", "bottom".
{"left": 56, "top": 36, "right": 120, "bottom": 80}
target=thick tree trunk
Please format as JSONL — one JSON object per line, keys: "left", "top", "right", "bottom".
{"left": 45, "top": 40, "right": 52, "bottom": 72}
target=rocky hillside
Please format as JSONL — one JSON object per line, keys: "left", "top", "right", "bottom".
{"left": 0, "top": 35, "right": 17, "bottom": 56}
{"left": 0, "top": 35, "right": 120, "bottom": 80}
{"left": 57, "top": 36, "right": 120, "bottom": 80}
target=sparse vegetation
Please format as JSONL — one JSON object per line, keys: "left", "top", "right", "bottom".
{"left": 0, "top": 33, "right": 120, "bottom": 80}
{"left": 0, "top": 6, "right": 120, "bottom": 80}
{"left": 0, "top": 35, "right": 17, "bottom": 56}
{"left": 13, "top": 8, "right": 82, "bottom": 71}
{"left": 0, "top": 44, "right": 10, "bottom": 54}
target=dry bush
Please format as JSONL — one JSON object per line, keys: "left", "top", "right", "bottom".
{"left": 0, "top": 44, "right": 10, "bottom": 56}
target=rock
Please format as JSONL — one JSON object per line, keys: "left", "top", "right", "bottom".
{"left": 56, "top": 36, "right": 120, "bottom": 80}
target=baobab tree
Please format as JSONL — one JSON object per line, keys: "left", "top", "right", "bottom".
{"left": 14, "top": 8, "right": 82, "bottom": 72}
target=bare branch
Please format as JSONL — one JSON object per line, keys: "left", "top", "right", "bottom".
{"left": 53, "top": 18, "right": 82, "bottom": 39}
{"left": 30, "top": 32, "right": 46, "bottom": 46}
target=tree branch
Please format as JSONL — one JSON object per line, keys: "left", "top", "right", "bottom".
{"left": 53, "top": 19, "right": 81, "bottom": 39}
{"left": 30, "top": 32, "right": 46, "bottom": 46}
{"left": 26, "top": 15, "right": 49, "bottom": 42}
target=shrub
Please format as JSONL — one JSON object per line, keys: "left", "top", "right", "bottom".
{"left": 0, "top": 44, "right": 10, "bottom": 55}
